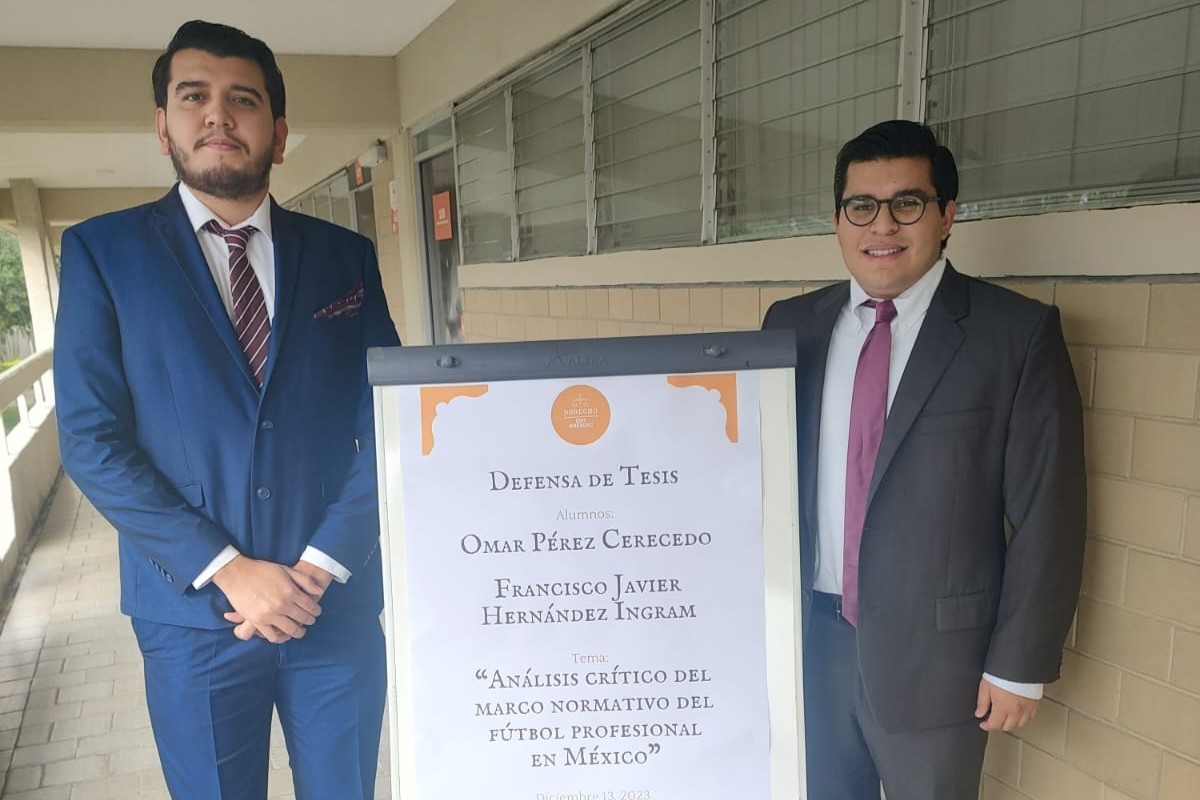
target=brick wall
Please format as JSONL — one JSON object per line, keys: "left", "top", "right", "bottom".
{"left": 460, "top": 284, "right": 817, "bottom": 342}
{"left": 994, "top": 280, "right": 1200, "bottom": 800}
{"left": 461, "top": 278, "right": 1200, "bottom": 800}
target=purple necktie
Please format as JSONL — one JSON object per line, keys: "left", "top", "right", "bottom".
{"left": 842, "top": 298, "right": 897, "bottom": 626}
{"left": 205, "top": 221, "right": 270, "bottom": 387}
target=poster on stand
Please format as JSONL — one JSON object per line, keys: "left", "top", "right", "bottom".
{"left": 370, "top": 331, "right": 804, "bottom": 800}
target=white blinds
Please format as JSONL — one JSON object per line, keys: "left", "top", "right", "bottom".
{"left": 926, "top": 0, "right": 1200, "bottom": 216}
{"left": 514, "top": 58, "right": 587, "bottom": 258}
{"left": 592, "top": 0, "right": 705, "bottom": 251}
{"left": 715, "top": 0, "right": 903, "bottom": 239}
{"left": 457, "top": 94, "right": 514, "bottom": 264}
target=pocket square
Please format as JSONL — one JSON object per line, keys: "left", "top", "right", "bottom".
{"left": 314, "top": 282, "right": 364, "bottom": 319}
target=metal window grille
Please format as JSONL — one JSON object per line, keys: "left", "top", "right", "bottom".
{"left": 449, "top": 0, "right": 1200, "bottom": 264}
{"left": 513, "top": 56, "right": 589, "bottom": 258}
{"left": 925, "top": 0, "right": 1200, "bottom": 218}
{"left": 714, "top": 0, "right": 904, "bottom": 240}
{"left": 592, "top": 0, "right": 706, "bottom": 252}
{"left": 456, "top": 93, "right": 516, "bottom": 263}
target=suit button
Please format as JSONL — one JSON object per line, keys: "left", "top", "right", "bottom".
{"left": 256, "top": 486, "right": 272, "bottom": 500}
{"left": 259, "top": 419, "right": 274, "bottom": 430}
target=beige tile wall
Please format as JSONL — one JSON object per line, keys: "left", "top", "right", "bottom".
{"left": 461, "top": 284, "right": 817, "bottom": 343}
{"left": 461, "top": 277, "right": 1200, "bottom": 800}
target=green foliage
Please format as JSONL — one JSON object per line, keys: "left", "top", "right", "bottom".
{"left": 0, "top": 231, "right": 32, "bottom": 335}
{"left": 1, "top": 358, "right": 22, "bottom": 432}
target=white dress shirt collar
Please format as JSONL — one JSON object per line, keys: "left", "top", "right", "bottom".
{"left": 177, "top": 183, "right": 274, "bottom": 242}
{"left": 177, "top": 183, "right": 278, "bottom": 325}
{"left": 847, "top": 257, "right": 947, "bottom": 334}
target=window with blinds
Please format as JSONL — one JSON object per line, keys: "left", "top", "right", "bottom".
{"left": 283, "top": 165, "right": 375, "bottom": 246}
{"left": 513, "top": 57, "right": 588, "bottom": 258}
{"left": 448, "top": 0, "right": 1200, "bottom": 265}
{"left": 456, "top": 93, "right": 514, "bottom": 263}
{"left": 715, "top": 0, "right": 904, "bottom": 240}
{"left": 592, "top": 0, "right": 704, "bottom": 251}
{"left": 926, "top": 0, "right": 1200, "bottom": 216}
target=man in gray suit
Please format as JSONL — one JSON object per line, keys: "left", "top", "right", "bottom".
{"left": 762, "top": 120, "right": 1086, "bottom": 799}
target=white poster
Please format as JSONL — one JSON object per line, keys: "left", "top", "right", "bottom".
{"left": 394, "top": 371, "right": 769, "bottom": 800}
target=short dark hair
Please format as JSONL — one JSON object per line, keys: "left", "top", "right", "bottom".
{"left": 833, "top": 120, "right": 958, "bottom": 218}
{"left": 152, "top": 20, "right": 286, "bottom": 119}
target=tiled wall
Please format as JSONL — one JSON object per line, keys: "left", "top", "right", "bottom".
{"left": 994, "top": 280, "right": 1200, "bottom": 800}
{"left": 460, "top": 284, "right": 818, "bottom": 341}
{"left": 461, "top": 278, "right": 1200, "bottom": 800}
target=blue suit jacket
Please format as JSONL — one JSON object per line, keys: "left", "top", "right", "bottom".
{"left": 55, "top": 187, "right": 400, "bottom": 629}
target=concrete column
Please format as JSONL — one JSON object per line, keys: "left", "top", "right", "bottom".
{"left": 10, "top": 180, "right": 58, "bottom": 351}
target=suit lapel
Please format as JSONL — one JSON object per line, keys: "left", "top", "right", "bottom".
{"left": 152, "top": 188, "right": 258, "bottom": 388}
{"left": 798, "top": 284, "right": 849, "bottom": 566}
{"left": 264, "top": 201, "right": 302, "bottom": 389}
{"left": 867, "top": 263, "right": 969, "bottom": 505}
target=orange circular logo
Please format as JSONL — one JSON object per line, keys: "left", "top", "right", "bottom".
{"left": 551, "top": 385, "right": 611, "bottom": 446}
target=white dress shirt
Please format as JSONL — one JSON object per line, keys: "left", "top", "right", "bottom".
{"left": 178, "top": 185, "right": 351, "bottom": 590}
{"left": 814, "top": 257, "right": 1040, "bottom": 699}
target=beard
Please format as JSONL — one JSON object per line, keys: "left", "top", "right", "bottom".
{"left": 168, "top": 133, "right": 274, "bottom": 200}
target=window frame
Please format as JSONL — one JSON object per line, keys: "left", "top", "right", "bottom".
{"left": 447, "top": 0, "right": 1200, "bottom": 265}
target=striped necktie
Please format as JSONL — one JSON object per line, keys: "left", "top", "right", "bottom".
{"left": 204, "top": 220, "right": 270, "bottom": 387}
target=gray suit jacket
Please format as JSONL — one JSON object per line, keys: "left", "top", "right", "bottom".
{"left": 763, "top": 263, "right": 1086, "bottom": 732}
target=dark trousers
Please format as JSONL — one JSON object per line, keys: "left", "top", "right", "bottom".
{"left": 133, "top": 613, "right": 386, "bottom": 800}
{"left": 804, "top": 592, "right": 988, "bottom": 800}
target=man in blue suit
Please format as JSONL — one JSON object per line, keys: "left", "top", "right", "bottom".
{"left": 54, "top": 20, "right": 399, "bottom": 799}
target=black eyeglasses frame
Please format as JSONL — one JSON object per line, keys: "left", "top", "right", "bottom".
{"left": 838, "top": 193, "right": 942, "bottom": 227}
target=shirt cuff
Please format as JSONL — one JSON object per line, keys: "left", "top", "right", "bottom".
{"left": 982, "top": 673, "right": 1043, "bottom": 700}
{"left": 300, "top": 546, "right": 351, "bottom": 584}
{"left": 193, "top": 545, "right": 240, "bottom": 590}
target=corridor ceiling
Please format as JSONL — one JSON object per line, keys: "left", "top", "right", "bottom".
{"left": 0, "top": 0, "right": 457, "bottom": 196}
{"left": 0, "top": 0, "right": 457, "bottom": 56}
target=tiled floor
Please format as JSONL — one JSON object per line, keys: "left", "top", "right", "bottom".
{"left": 0, "top": 478, "right": 391, "bottom": 799}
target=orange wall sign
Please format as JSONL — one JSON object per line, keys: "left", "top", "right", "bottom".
{"left": 432, "top": 191, "right": 453, "bottom": 240}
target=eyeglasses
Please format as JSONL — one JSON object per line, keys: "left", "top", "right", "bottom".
{"left": 839, "top": 193, "right": 941, "bottom": 226}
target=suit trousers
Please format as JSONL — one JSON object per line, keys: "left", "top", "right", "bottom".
{"left": 133, "top": 612, "right": 386, "bottom": 800}
{"left": 804, "top": 592, "right": 988, "bottom": 800}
